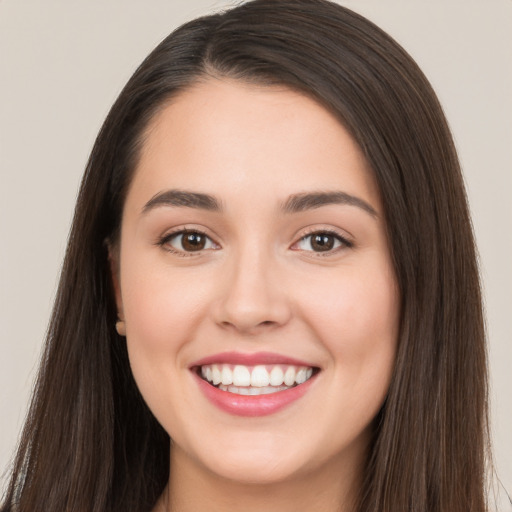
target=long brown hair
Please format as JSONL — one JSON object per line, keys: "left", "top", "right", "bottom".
{"left": 1, "top": 1, "right": 489, "bottom": 511}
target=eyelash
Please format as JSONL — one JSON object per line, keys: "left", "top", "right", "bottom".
{"left": 157, "top": 228, "right": 217, "bottom": 257}
{"left": 292, "top": 229, "right": 353, "bottom": 256}
{"left": 157, "top": 228, "right": 353, "bottom": 257}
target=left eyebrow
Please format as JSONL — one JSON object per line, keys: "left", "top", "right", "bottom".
{"left": 142, "top": 189, "right": 222, "bottom": 214}
{"left": 281, "top": 191, "right": 378, "bottom": 218}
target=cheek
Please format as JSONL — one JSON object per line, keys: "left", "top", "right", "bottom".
{"left": 118, "top": 251, "right": 197, "bottom": 397}
{"left": 119, "top": 268, "right": 202, "bottom": 433}
{"left": 118, "top": 249, "right": 222, "bottom": 410}
{"left": 299, "top": 260, "right": 399, "bottom": 377}
{"left": 121, "top": 251, "right": 208, "bottom": 341}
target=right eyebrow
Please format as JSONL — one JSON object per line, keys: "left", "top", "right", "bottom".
{"left": 142, "top": 189, "right": 222, "bottom": 214}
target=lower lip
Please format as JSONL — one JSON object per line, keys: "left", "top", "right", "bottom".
{"left": 193, "top": 371, "right": 317, "bottom": 417}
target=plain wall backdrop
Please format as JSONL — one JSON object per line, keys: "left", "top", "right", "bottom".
{"left": 1, "top": 0, "right": 510, "bottom": 504}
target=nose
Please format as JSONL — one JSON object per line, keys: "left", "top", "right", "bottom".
{"left": 213, "top": 247, "right": 292, "bottom": 334}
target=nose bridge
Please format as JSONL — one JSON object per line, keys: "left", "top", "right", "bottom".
{"left": 215, "top": 238, "right": 290, "bottom": 332}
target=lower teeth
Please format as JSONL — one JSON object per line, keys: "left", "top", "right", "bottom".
{"left": 217, "top": 384, "right": 292, "bottom": 395}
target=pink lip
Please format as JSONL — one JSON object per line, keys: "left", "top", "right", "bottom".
{"left": 190, "top": 351, "right": 315, "bottom": 368}
{"left": 190, "top": 351, "right": 319, "bottom": 417}
{"left": 193, "top": 372, "right": 317, "bottom": 417}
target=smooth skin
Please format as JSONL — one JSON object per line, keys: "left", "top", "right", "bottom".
{"left": 111, "top": 79, "right": 400, "bottom": 512}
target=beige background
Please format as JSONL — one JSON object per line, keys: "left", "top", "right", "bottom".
{"left": 1, "top": 0, "right": 510, "bottom": 504}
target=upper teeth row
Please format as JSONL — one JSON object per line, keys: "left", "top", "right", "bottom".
{"left": 200, "top": 364, "right": 314, "bottom": 387}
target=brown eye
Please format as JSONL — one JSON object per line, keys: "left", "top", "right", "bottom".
{"left": 165, "top": 230, "right": 217, "bottom": 253}
{"left": 294, "top": 231, "right": 351, "bottom": 253}
{"left": 310, "top": 233, "right": 335, "bottom": 252}
{"left": 182, "top": 232, "right": 206, "bottom": 251}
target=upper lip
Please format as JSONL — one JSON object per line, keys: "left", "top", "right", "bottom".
{"left": 190, "top": 351, "right": 318, "bottom": 368}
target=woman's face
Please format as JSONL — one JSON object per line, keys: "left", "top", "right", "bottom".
{"left": 113, "top": 79, "right": 399, "bottom": 486}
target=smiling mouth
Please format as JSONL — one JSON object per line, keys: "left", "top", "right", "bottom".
{"left": 196, "top": 364, "right": 319, "bottom": 396}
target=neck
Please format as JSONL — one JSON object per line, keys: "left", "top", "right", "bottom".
{"left": 155, "top": 445, "right": 363, "bottom": 512}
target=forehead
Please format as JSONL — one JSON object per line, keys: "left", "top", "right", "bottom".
{"left": 127, "top": 78, "right": 381, "bottom": 212}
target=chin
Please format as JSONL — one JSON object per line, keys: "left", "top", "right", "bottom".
{"left": 183, "top": 430, "right": 314, "bottom": 485}
{"left": 204, "top": 452, "right": 307, "bottom": 486}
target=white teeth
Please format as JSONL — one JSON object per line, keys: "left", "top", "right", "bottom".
{"left": 284, "top": 366, "right": 296, "bottom": 386}
{"left": 295, "top": 368, "right": 307, "bottom": 384}
{"left": 269, "top": 366, "right": 284, "bottom": 386}
{"left": 233, "top": 365, "right": 251, "bottom": 386}
{"left": 251, "top": 365, "right": 270, "bottom": 387}
{"left": 218, "top": 384, "right": 295, "bottom": 395}
{"left": 212, "top": 365, "right": 222, "bottom": 385}
{"left": 200, "top": 363, "right": 316, "bottom": 393}
{"left": 221, "top": 365, "right": 233, "bottom": 385}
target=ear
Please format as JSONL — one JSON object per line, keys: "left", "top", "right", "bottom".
{"left": 107, "top": 241, "right": 124, "bottom": 322}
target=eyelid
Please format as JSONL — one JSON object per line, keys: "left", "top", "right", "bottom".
{"left": 290, "top": 226, "right": 354, "bottom": 254}
{"left": 156, "top": 226, "right": 221, "bottom": 256}
{"left": 155, "top": 224, "right": 353, "bottom": 257}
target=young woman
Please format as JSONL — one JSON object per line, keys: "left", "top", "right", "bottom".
{"left": 1, "top": 1, "right": 493, "bottom": 511}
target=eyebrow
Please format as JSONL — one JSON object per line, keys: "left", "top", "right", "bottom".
{"left": 142, "top": 188, "right": 377, "bottom": 218}
{"left": 142, "top": 189, "right": 222, "bottom": 213}
{"left": 282, "top": 191, "right": 378, "bottom": 218}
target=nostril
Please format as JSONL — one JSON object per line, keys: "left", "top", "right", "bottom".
{"left": 219, "top": 319, "right": 275, "bottom": 332}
